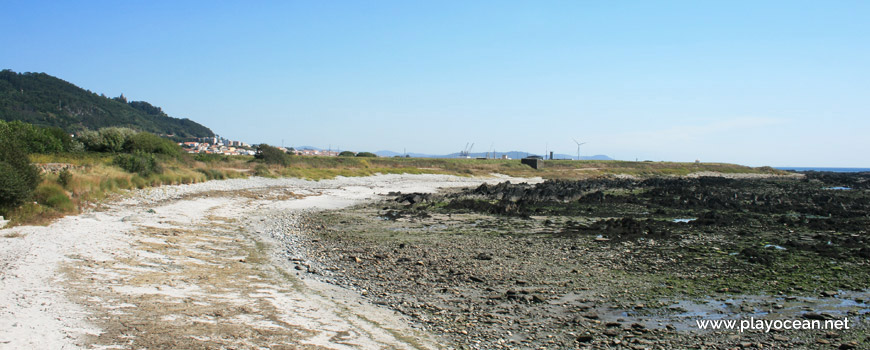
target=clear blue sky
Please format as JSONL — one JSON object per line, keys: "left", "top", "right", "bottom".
{"left": 3, "top": 1, "right": 868, "bottom": 167}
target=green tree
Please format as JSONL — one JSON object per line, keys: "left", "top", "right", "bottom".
{"left": 255, "top": 144, "right": 290, "bottom": 165}
{"left": 339, "top": 151, "right": 355, "bottom": 157}
{"left": 0, "top": 128, "right": 41, "bottom": 214}
{"left": 355, "top": 152, "right": 377, "bottom": 157}
{"left": 123, "top": 132, "right": 182, "bottom": 156}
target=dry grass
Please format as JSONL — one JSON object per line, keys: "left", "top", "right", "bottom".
{"left": 11, "top": 152, "right": 777, "bottom": 225}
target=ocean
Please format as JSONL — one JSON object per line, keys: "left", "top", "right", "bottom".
{"left": 775, "top": 167, "right": 870, "bottom": 173}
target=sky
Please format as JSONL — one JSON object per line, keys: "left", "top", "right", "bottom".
{"left": 2, "top": 1, "right": 869, "bottom": 167}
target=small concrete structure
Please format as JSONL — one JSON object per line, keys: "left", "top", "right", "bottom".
{"left": 0, "top": 216, "right": 8, "bottom": 229}
{"left": 521, "top": 158, "right": 543, "bottom": 169}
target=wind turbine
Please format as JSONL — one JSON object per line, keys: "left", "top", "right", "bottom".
{"left": 573, "top": 139, "right": 587, "bottom": 161}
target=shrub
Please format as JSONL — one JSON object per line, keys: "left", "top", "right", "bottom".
{"left": 34, "top": 183, "right": 75, "bottom": 212}
{"left": 131, "top": 175, "right": 147, "bottom": 189}
{"left": 253, "top": 164, "right": 271, "bottom": 177}
{"left": 58, "top": 168, "right": 73, "bottom": 188}
{"left": 0, "top": 134, "right": 41, "bottom": 214}
{"left": 339, "top": 151, "right": 356, "bottom": 157}
{"left": 356, "top": 152, "right": 377, "bottom": 158}
{"left": 123, "top": 132, "right": 182, "bottom": 156}
{"left": 255, "top": 144, "right": 290, "bottom": 165}
{"left": 194, "top": 153, "right": 230, "bottom": 163}
{"left": 113, "top": 152, "right": 163, "bottom": 176}
{"left": 196, "top": 168, "right": 226, "bottom": 180}
{"left": 78, "top": 127, "right": 137, "bottom": 153}
{"left": 0, "top": 120, "right": 64, "bottom": 153}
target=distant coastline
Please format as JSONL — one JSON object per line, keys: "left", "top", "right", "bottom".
{"left": 775, "top": 167, "right": 870, "bottom": 173}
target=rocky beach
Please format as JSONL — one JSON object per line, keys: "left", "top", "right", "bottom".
{"left": 1, "top": 172, "right": 867, "bottom": 349}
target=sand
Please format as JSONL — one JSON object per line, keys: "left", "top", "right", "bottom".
{"left": 0, "top": 174, "right": 540, "bottom": 349}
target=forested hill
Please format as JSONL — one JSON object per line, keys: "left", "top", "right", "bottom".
{"left": 0, "top": 70, "right": 214, "bottom": 138}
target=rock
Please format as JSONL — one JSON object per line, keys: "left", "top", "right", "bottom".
{"left": 803, "top": 312, "right": 830, "bottom": 321}
{"left": 817, "top": 338, "right": 830, "bottom": 345}
{"left": 630, "top": 323, "right": 645, "bottom": 330}
{"left": 474, "top": 252, "right": 493, "bottom": 261}
{"left": 603, "top": 329, "right": 620, "bottom": 337}
{"left": 772, "top": 335, "right": 789, "bottom": 342}
{"left": 575, "top": 335, "right": 593, "bottom": 343}
{"left": 839, "top": 341, "right": 859, "bottom": 350}
{"left": 821, "top": 290, "right": 838, "bottom": 297}
{"left": 581, "top": 312, "right": 599, "bottom": 320}
{"left": 606, "top": 322, "right": 622, "bottom": 328}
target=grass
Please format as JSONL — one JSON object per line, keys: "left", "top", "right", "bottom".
{"left": 6, "top": 152, "right": 779, "bottom": 226}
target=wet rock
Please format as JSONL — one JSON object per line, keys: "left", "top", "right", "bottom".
{"left": 803, "top": 312, "right": 832, "bottom": 321}
{"left": 581, "top": 312, "right": 599, "bottom": 320}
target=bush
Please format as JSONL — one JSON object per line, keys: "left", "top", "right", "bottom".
{"left": 0, "top": 120, "right": 64, "bottom": 153}
{"left": 196, "top": 168, "right": 226, "bottom": 180}
{"left": 58, "top": 168, "right": 73, "bottom": 188}
{"left": 0, "top": 134, "right": 41, "bottom": 213}
{"left": 34, "top": 183, "right": 75, "bottom": 212}
{"left": 78, "top": 127, "right": 137, "bottom": 153}
{"left": 123, "top": 132, "right": 182, "bottom": 156}
{"left": 253, "top": 164, "right": 271, "bottom": 177}
{"left": 339, "top": 151, "right": 356, "bottom": 157}
{"left": 356, "top": 152, "right": 377, "bottom": 157}
{"left": 255, "top": 144, "right": 290, "bottom": 165}
{"left": 113, "top": 152, "right": 163, "bottom": 176}
{"left": 194, "top": 153, "right": 230, "bottom": 163}
{"left": 130, "top": 175, "right": 147, "bottom": 189}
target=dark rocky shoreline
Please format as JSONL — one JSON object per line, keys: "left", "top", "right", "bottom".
{"left": 289, "top": 172, "right": 869, "bottom": 349}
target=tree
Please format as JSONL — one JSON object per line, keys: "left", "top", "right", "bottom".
{"left": 339, "top": 151, "right": 355, "bottom": 157}
{"left": 255, "top": 144, "right": 290, "bottom": 165}
{"left": 356, "top": 152, "right": 377, "bottom": 157}
{"left": 0, "top": 128, "right": 41, "bottom": 214}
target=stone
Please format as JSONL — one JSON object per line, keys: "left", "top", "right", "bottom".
{"left": 839, "top": 341, "right": 858, "bottom": 350}
{"left": 474, "top": 252, "right": 493, "bottom": 261}
{"left": 575, "top": 335, "right": 593, "bottom": 343}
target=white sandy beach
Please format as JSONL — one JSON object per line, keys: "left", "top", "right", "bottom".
{"left": 0, "top": 174, "right": 540, "bottom": 349}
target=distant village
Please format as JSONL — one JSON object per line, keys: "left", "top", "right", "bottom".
{"left": 178, "top": 136, "right": 339, "bottom": 157}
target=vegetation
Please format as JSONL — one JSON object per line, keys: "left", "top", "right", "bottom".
{"left": 355, "top": 152, "right": 377, "bottom": 157}
{"left": 339, "top": 151, "right": 355, "bottom": 157}
{"left": 113, "top": 152, "right": 163, "bottom": 177}
{"left": 0, "top": 122, "right": 44, "bottom": 213}
{"left": 254, "top": 144, "right": 291, "bottom": 165}
{"left": 0, "top": 69, "right": 213, "bottom": 138}
{"left": 0, "top": 119, "right": 782, "bottom": 226}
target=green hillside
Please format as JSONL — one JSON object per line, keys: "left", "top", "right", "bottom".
{"left": 0, "top": 69, "right": 214, "bottom": 138}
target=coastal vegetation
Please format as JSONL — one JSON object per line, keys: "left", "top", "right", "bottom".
{"left": 0, "top": 119, "right": 782, "bottom": 226}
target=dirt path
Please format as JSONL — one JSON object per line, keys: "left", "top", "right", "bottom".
{"left": 0, "top": 174, "right": 539, "bottom": 349}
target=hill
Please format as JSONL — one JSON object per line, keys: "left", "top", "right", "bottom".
{"left": 0, "top": 69, "right": 213, "bottom": 138}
